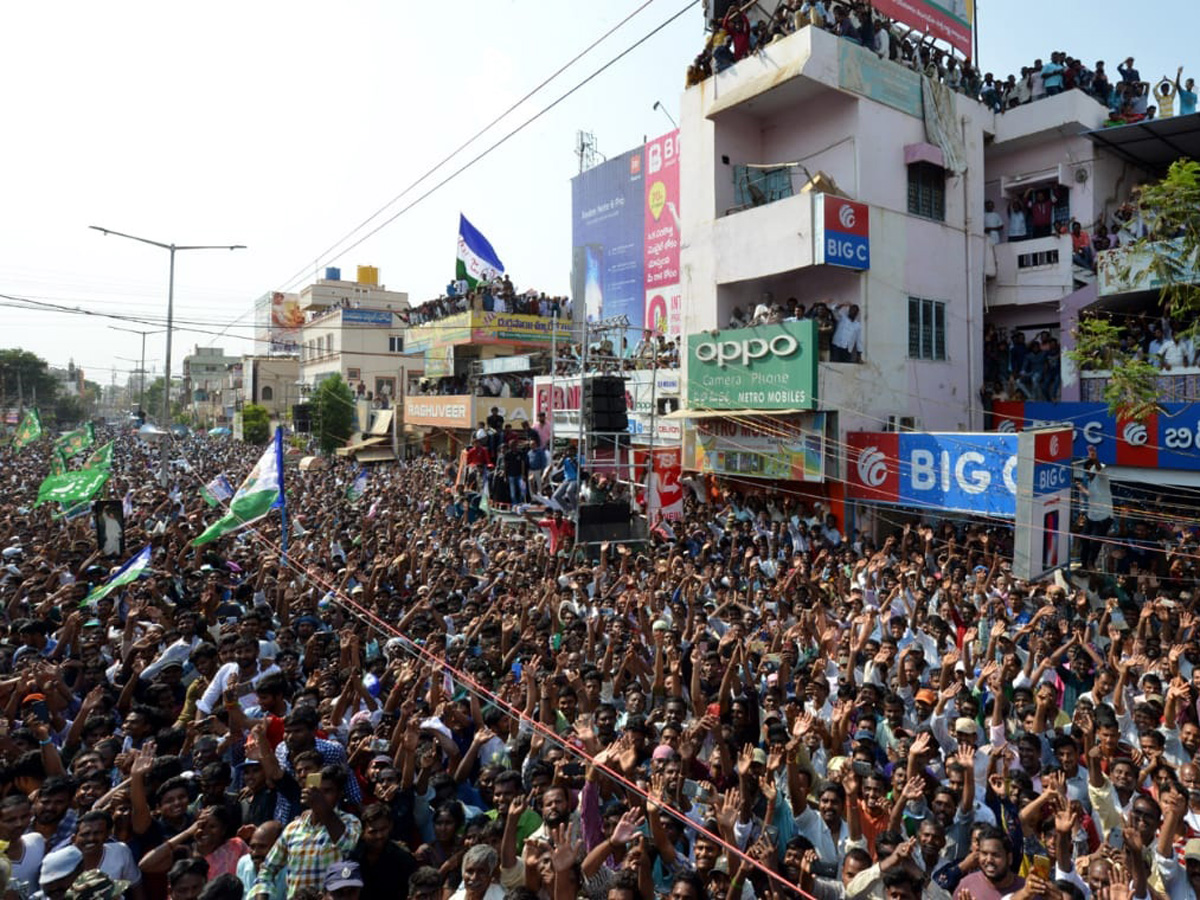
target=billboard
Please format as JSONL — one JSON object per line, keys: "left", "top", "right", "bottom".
{"left": 643, "top": 131, "right": 682, "bottom": 338}
{"left": 255, "top": 291, "right": 302, "bottom": 354}
{"left": 846, "top": 431, "right": 1019, "bottom": 517}
{"left": 992, "top": 401, "right": 1200, "bottom": 471}
{"left": 571, "top": 130, "right": 681, "bottom": 338}
{"left": 814, "top": 195, "right": 870, "bottom": 271}
{"left": 687, "top": 320, "right": 819, "bottom": 411}
{"left": 1013, "top": 427, "right": 1073, "bottom": 581}
{"left": 689, "top": 413, "right": 825, "bottom": 482}
{"left": 872, "top": 0, "right": 973, "bottom": 59}
{"left": 532, "top": 371, "right": 683, "bottom": 445}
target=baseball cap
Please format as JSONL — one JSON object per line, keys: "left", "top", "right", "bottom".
{"left": 652, "top": 744, "right": 676, "bottom": 760}
{"left": 751, "top": 748, "right": 768, "bottom": 766}
{"left": 324, "top": 861, "right": 365, "bottom": 892}
{"left": 915, "top": 689, "right": 937, "bottom": 705}
{"left": 954, "top": 718, "right": 980, "bottom": 737}
{"left": 41, "top": 847, "right": 83, "bottom": 886}
{"left": 1184, "top": 839, "right": 1200, "bottom": 862}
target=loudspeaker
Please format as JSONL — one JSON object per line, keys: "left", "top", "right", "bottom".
{"left": 577, "top": 503, "right": 646, "bottom": 545}
{"left": 292, "top": 404, "right": 312, "bottom": 433}
{"left": 583, "top": 376, "right": 628, "bottom": 433}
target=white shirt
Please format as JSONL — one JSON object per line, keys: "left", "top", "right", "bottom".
{"left": 1085, "top": 470, "right": 1114, "bottom": 521}
{"left": 984, "top": 210, "right": 1005, "bottom": 244}
{"left": 197, "top": 661, "right": 282, "bottom": 715}
{"left": 831, "top": 307, "right": 863, "bottom": 353}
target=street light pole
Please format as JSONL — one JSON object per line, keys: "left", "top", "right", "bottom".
{"left": 110, "top": 326, "right": 165, "bottom": 416}
{"left": 91, "top": 226, "right": 245, "bottom": 485}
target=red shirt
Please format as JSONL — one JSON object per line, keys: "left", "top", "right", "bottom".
{"left": 538, "top": 517, "right": 575, "bottom": 554}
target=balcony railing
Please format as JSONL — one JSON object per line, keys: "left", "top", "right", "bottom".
{"left": 1080, "top": 367, "right": 1200, "bottom": 403}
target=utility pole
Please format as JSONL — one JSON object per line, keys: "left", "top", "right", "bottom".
{"left": 110, "top": 326, "right": 165, "bottom": 416}
{"left": 90, "top": 226, "right": 245, "bottom": 485}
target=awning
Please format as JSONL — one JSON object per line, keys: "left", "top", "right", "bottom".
{"left": 1085, "top": 113, "right": 1200, "bottom": 174}
{"left": 662, "top": 408, "right": 808, "bottom": 420}
{"left": 367, "top": 409, "right": 393, "bottom": 436}
{"left": 1106, "top": 466, "right": 1200, "bottom": 489}
{"left": 335, "top": 436, "right": 387, "bottom": 456}
{"left": 355, "top": 448, "right": 397, "bottom": 463}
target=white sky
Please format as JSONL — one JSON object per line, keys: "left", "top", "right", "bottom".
{"left": 1, "top": 0, "right": 1191, "bottom": 386}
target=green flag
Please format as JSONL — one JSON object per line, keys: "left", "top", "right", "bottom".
{"left": 56, "top": 423, "right": 95, "bottom": 458}
{"left": 12, "top": 409, "right": 42, "bottom": 452}
{"left": 82, "top": 441, "right": 114, "bottom": 470}
{"left": 35, "top": 468, "right": 110, "bottom": 508}
{"left": 193, "top": 432, "right": 283, "bottom": 546}
{"left": 49, "top": 446, "right": 68, "bottom": 476}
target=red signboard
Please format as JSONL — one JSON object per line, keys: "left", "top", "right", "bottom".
{"left": 871, "top": 0, "right": 973, "bottom": 59}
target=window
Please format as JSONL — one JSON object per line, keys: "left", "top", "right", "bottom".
{"left": 260, "top": 386, "right": 273, "bottom": 402}
{"left": 388, "top": 335, "right": 404, "bottom": 353}
{"left": 908, "top": 297, "right": 947, "bottom": 360}
{"left": 1018, "top": 249, "right": 1060, "bottom": 268}
{"left": 907, "top": 163, "right": 946, "bottom": 221}
{"left": 347, "top": 368, "right": 361, "bottom": 381}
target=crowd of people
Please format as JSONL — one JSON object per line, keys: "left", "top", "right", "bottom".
{"left": 726, "top": 297, "right": 862, "bottom": 364}
{"left": 1071, "top": 315, "right": 1197, "bottom": 372}
{"left": 981, "top": 326, "right": 1063, "bottom": 404}
{"left": 689, "top": 1, "right": 1197, "bottom": 130}
{"left": 4, "top": 421, "right": 1200, "bottom": 900}
{"left": 402, "top": 277, "right": 573, "bottom": 329}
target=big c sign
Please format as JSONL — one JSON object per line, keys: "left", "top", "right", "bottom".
{"left": 814, "top": 194, "right": 870, "bottom": 271}
{"left": 847, "top": 431, "right": 1020, "bottom": 517}
{"left": 687, "top": 320, "right": 818, "bottom": 410}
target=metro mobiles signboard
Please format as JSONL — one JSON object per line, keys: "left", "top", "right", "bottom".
{"left": 992, "top": 401, "right": 1200, "bottom": 470}
{"left": 871, "top": 0, "right": 974, "bottom": 59}
{"left": 1014, "top": 427, "right": 1073, "bottom": 581}
{"left": 686, "top": 320, "right": 818, "bottom": 411}
{"left": 846, "top": 431, "right": 1019, "bottom": 517}
{"left": 814, "top": 195, "right": 870, "bottom": 271}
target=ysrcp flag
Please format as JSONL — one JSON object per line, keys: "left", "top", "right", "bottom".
{"left": 193, "top": 430, "right": 284, "bottom": 546}
{"left": 455, "top": 214, "right": 505, "bottom": 288}
{"left": 56, "top": 423, "right": 95, "bottom": 458}
{"left": 12, "top": 409, "right": 42, "bottom": 452}
{"left": 35, "top": 467, "right": 110, "bottom": 508}
{"left": 346, "top": 469, "right": 367, "bottom": 503}
{"left": 83, "top": 544, "right": 151, "bottom": 605}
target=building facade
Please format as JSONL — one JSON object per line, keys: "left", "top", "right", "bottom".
{"left": 296, "top": 268, "right": 409, "bottom": 405}
{"left": 676, "top": 22, "right": 1184, "bottom": 532}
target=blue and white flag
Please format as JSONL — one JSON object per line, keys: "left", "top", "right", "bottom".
{"left": 346, "top": 469, "right": 368, "bottom": 503}
{"left": 83, "top": 544, "right": 151, "bottom": 605}
{"left": 456, "top": 214, "right": 505, "bottom": 288}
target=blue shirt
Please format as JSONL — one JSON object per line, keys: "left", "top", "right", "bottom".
{"left": 1042, "top": 62, "right": 1064, "bottom": 90}
{"left": 1181, "top": 88, "right": 1198, "bottom": 117}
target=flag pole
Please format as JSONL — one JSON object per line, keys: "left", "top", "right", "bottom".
{"left": 276, "top": 427, "right": 289, "bottom": 565}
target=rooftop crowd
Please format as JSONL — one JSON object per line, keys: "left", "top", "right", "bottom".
{"left": 690, "top": 1, "right": 1197, "bottom": 128}
{"left": 3, "top": 424, "right": 1200, "bottom": 900}
{"left": 402, "top": 277, "right": 573, "bottom": 329}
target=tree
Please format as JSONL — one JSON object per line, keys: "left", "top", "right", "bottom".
{"left": 1074, "top": 159, "right": 1200, "bottom": 421}
{"left": 311, "top": 374, "right": 355, "bottom": 455}
{"left": 143, "top": 377, "right": 185, "bottom": 424}
{"left": 0, "top": 348, "right": 60, "bottom": 408}
{"left": 241, "top": 403, "right": 271, "bottom": 445}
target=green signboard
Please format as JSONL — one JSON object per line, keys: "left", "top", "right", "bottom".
{"left": 686, "top": 320, "right": 819, "bottom": 410}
